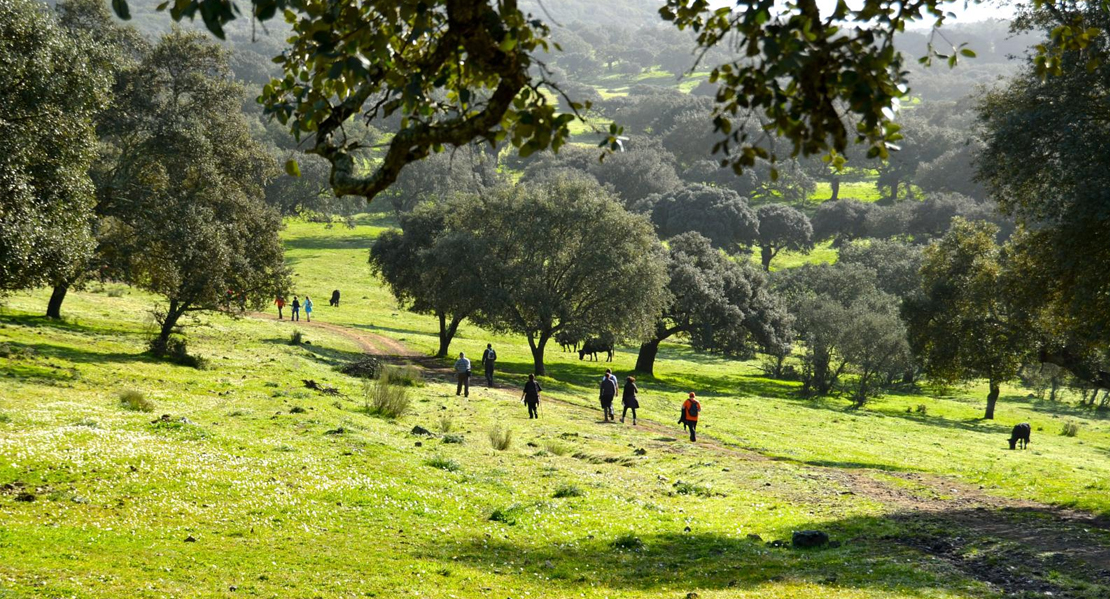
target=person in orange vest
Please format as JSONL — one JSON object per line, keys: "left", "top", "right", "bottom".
{"left": 275, "top": 296, "right": 286, "bottom": 320}
{"left": 679, "top": 392, "right": 701, "bottom": 442}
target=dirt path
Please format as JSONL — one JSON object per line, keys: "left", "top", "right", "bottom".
{"left": 265, "top": 315, "right": 1110, "bottom": 596}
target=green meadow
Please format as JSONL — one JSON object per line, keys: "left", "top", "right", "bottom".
{"left": 2, "top": 217, "right": 1109, "bottom": 598}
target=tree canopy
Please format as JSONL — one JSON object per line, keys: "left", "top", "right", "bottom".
{"left": 648, "top": 184, "right": 759, "bottom": 253}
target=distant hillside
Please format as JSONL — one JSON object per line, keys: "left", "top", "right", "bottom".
{"left": 522, "top": 0, "right": 664, "bottom": 27}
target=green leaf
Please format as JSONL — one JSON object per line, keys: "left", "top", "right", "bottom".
{"left": 284, "top": 159, "right": 301, "bottom": 178}
{"left": 959, "top": 48, "right": 976, "bottom": 58}
{"left": 112, "top": 0, "right": 131, "bottom": 20}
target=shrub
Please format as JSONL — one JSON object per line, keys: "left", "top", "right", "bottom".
{"left": 488, "top": 426, "right": 513, "bottom": 451}
{"left": 611, "top": 534, "right": 645, "bottom": 550}
{"left": 0, "top": 413, "right": 11, "bottom": 424}
{"left": 673, "top": 481, "right": 714, "bottom": 497}
{"left": 118, "top": 389, "right": 153, "bottom": 413}
{"left": 0, "top": 343, "right": 10, "bottom": 358}
{"left": 290, "top": 330, "right": 304, "bottom": 345}
{"left": 106, "top": 288, "right": 124, "bottom": 298}
{"left": 442, "top": 434, "right": 465, "bottom": 444}
{"left": 553, "top": 484, "right": 584, "bottom": 498}
{"left": 437, "top": 413, "right": 454, "bottom": 433}
{"left": 1061, "top": 421, "right": 1080, "bottom": 437}
{"left": 426, "top": 455, "right": 461, "bottom": 472}
{"left": 915, "top": 404, "right": 927, "bottom": 415}
{"left": 543, "top": 440, "right": 571, "bottom": 456}
{"left": 382, "top": 364, "right": 423, "bottom": 387}
{"left": 339, "top": 356, "right": 382, "bottom": 379}
{"left": 363, "top": 378, "right": 411, "bottom": 419}
{"left": 148, "top": 335, "right": 206, "bottom": 369}
{"left": 489, "top": 505, "right": 522, "bottom": 525}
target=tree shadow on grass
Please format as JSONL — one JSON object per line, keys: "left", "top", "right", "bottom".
{"left": 283, "top": 235, "right": 375, "bottom": 252}
{"left": 261, "top": 338, "right": 365, "bottom": 365}
{"left": 0, "top": 312, "right": 129, "bottom": 337}
{"left": 1004, "top": 394, "right": 1110, "bottom": 421}
{"left": 0, "top": 340, "right": 153, "bottom": 367}
{"left": 418, "top": 507, "right": 1110, "bottom": 597}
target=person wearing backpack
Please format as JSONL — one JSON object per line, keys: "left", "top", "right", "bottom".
{"left": 599, "top": 368, "right": 618, "bottom": 421}
{"left": 680, "top": 392, "right": 701, "bottom": 442}
{"left": 521, "top": 374, "right": 542, "bottom": 419}
{"left": 621, "top": 376, "right": 639, "bottom": 425}
{"left": 291, "top": 296, "right": 301, "bottom": 322}
{"left": 481, "top": 343, "right": 497, "bottom": 387}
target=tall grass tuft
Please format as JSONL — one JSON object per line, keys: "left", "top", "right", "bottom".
{"left": 119, "top": 389, "right": 154, "bottom": 412}
{"left": 543, "top": 440, "right": 571, "bottom": 456}
{"left": 553, "top": 484, "right": 584, "bottom": 498}
{"left": 363, "top": 376, "right": 411, "bottom": 419}
{"left": 289, "top": 330, "right": 304, "bottom": 345}
{"left": 1061, "top": 421, "right": 1080, "bottom": 437}
{"left": 425, "top": 455, "right": 461, "bottom": 472}
{"left": 488, "top": 426, "right": 513, "bottom": 451}
{"left": 381, "top": 364, "right": 423, "bottom": 387}
{"left": 437, "top": 413, "right": 454, "bottom": 433}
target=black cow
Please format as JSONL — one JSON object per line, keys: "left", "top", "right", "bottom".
{"left": 578, "top": 338, "right": 614, "bottom": 362}
{"left": 1009, "top": 422, "right": 1031, "bottom": 450}
{"left": 329, "top": 289, "right": 341, "bottom": 307}
{"left": 556, "top": 331, "right": 580, "bottom": 353}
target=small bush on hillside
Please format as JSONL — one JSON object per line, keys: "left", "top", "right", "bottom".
{"left": 339, "top": 356, "right": 382, "bottom": 379}
{"left": 673, "top": 481, "right": 714, "bottom": 497}
{"left": 0, "top": 413, "right": 11, "bottom": 424}
{"left": 119, "top": 390, "right": 154, "bottom": 412}
{"left": 382, "top": 364, "right": 424, "bottom": 387}
{"left": 915, "top": 404, "right": 927, "bottom": 415}
{"left": 0, "top": 343, "right": 11, "bottom": 358}
{"left": 363, "top": 378, "right": 411, "bottom": 419}
{"left": 553, "top": 484, "right": 584, "bottom": 498}
{"left": 426, "top": 455, "right": 461, "bottom": 472}
{"left": 148, "top": 336, "right": 206, "bottom": 369}
{"left": 106, "top": 288, "right": 124, "bottom": 298}
{"left": 442, "top": 433, "right": 465, "bottom": 444}
{"left": 437, "top": 413, "right": 454, "bottom": 433}
{"left": 543, "top": 440, "right": 571, "bottom": 456}
{"left": 611, "top": 534, "right": 644, "bottom": 551}
{"left": 489, "top": 505, "right": 522, "bottom": 525}
{"left": 1061, "top": 421, "right": 1080, "bottom": 437}
{"left": 488, "top": 426, "right": 513, "bottom": 451}
{"left": 289, "top": 330, "right": 304, "bottom": 345}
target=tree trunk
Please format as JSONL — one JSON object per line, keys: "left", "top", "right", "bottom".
{"left": 760, "top": 245, "right": 774, "bottom": 272}
{"left": 158, "top": 299, "right": 185, "bottom": 345}
{"left": 46, "top": 282, "right": 69, "bottom": 319}
{"left": 985, "top": 379, "right": 1000, "bottom": 420}
{"left": 635, "top": 338, "right": 661, "bottom": 375}
{"left": 829, "top": 177, "right": 840, "bottom": 201}
{"left": 528, "top": 333, "right": 550, "bottom": 376}
{"left": 435, "top": 312, "right": 463, "bottom": 358}
{"left": 889, "top": 178, "right": 901, "bottom": 202}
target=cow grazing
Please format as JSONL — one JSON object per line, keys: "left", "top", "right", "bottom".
{"left": 578, "top": 338, "right": 614, "bottom": 362}
{"left": 1009, "top": 422, "right": 1031, "bottom": 450}
{"left": 556, "top": 331, "right": 580, "bottom": 353}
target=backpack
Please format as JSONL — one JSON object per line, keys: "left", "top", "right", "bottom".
{"left": 687, "top": 401, "right": 700, "bottom": 418}
{"left": 601, "top": 377, "right": 616, "bottom": 395}
{"left": 486, "top": 348, "right": 496, "bottom": 361}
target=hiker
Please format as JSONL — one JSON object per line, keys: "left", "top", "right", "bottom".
{"left": 679, "top": 392, "right": 701, "bottom": 442}
{"left": 621, "top": 376, "right": 639, "bottom": 425}
{"left": 291, "top": 296, "right": 301, "bottom": 321}
{"left": 330, "top": 289, "right": 340, "bottom": 307}
{"left": 275, "top": 296, "right": 286, "bottom": 320}
{"left": 304, "top": 296, "right": 313, "bottom": 322}
{"left": 521, "top": 374, "right": 542, "bottom": 419}
{"left": 481, "top": 343, "right": 497, "bottom": 387}
{"left": 599, "top": 368, "right": 618, "bottom": 421}
{"left": 454, "top": 352, "right": 471, "bottom": 397}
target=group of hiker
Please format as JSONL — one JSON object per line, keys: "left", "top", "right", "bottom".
{"left": 274, "top": 290, "right": 341, "bottom": 322}
{"left": 452, "top": 344, "right": 702, "bottom": 441}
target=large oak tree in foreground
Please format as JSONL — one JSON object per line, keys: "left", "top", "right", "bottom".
{"left": 0, "top": 0, "right": 106, "bottom": 292}
{"left": 459, "top": 175, "right": 668, "bottom": 376}
{"left": 113, "top": 0, "right": 975, "bottom": 204}
{"left": 98, "top": 30, "right": 289, "bottom": 350}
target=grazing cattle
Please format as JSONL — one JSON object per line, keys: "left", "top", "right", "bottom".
{"left": 556, "top": 331, "right": 581, "bottom": 353}
{"left": 578, "top": 338, "right": 614, "bottom": 362}
{"left": 1009, "top": 422, "right": 1031, "bottom": 450}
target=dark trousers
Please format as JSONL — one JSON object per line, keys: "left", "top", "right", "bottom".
{"left": 456, "top": 372, "right": 470, "bottom": 397}
{"left": 526, "top": 401, "right": 538, "bottom": 419}
{"left": 277, "top": 306, "right": 283, "bottom": 319}
{"left": 600, "top": 395, "right": 614, "bottom": 420}
{"left": 485, "top": 363, "right": 495, "bottom": 387}
{"left": 687, "top": 420, "right": 697, "bottom": 442}
{"left": 622, "top": 406, "right": 637, "bottom": 421}
{"left": 292, "top": 308, "right": 299, "bottom": 321}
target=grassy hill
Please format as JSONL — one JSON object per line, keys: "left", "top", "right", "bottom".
{"left": 3, "top": 216, "right": 1110, "bottom": 598}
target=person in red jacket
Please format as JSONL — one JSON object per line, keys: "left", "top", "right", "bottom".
{"left": 680, "top": 392, "right": 701, "bottom": 442}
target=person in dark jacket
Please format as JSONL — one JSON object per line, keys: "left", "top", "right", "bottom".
{"left": 680, "top": 392, "right": 701, "bottom": 442}
{"left": 621, "top": 376, "right": 639, "bottom": 425}
{"left": 291, "top": 296, "right": 301, "bottom": 322}
{"left": 481, "top": 343, "right": 497, "bottom": 387}
{"left": 599, "top": 368, "right": 618, "bottom": 421}
{"left": 521, "top": 374, "right": 542, "bottom": 419}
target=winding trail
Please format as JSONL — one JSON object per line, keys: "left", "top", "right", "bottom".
{"left": 252, "top": 312, "right": 1110, "bottom": 596}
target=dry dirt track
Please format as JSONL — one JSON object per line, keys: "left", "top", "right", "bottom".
{"left": 253, "top": 313, "right": 1110, "bottom": 597}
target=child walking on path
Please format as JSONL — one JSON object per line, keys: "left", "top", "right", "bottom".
{"left": 291, "top": 296, "right": 301, "bottom": 321}
{"left": 304, "top": 296, "right": 313, "bottom": 322}
{"left": 621, "top": 376, "right": 639, "bottom": 424}
{"left": 521, "top": 374, "right": 542, "bottom": 419}
{"left": 680, "top": 392, "right": 701, "bottom": 442}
